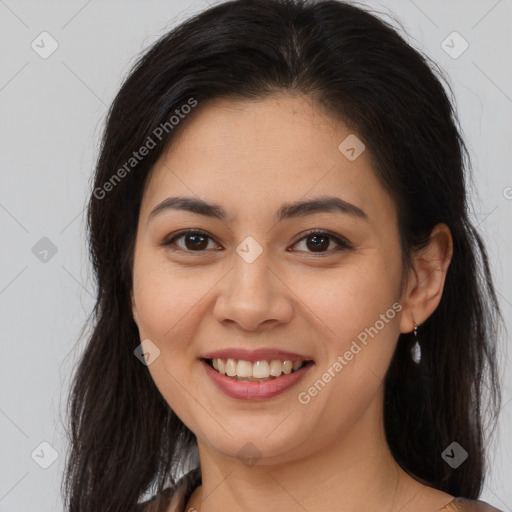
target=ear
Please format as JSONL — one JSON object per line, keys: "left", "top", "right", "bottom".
{"left": 399, "top": 223, "right": 453, "bottom": 333}
{"left": 130, "top": 289, "right": 139, "bottom": 326}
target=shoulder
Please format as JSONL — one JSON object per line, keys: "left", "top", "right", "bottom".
{"left": 136, "top": 467, "right": 202, "bottom": 512}
{"left": 136, "top": 487, "right": 174, "bottom": 512}
{"left": 438, "top": 497, "right": 505, "bottom": 512}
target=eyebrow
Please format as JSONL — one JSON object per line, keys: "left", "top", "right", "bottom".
{"left": 148, "top": 195, "right": 369, "bottom": 224}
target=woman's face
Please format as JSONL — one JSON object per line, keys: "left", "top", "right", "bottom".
{"left": 131, "top": 93, "right": 409, "bottom": 465}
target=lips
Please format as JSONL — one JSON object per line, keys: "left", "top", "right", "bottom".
{"left": 200, "top": 348, "right": 314, "bottom": 362}
{"left": 199, "top": 348, "right": 315, "bottom": 400}
{"left": 201, "top": 358, "right": 314, "bottom": 400}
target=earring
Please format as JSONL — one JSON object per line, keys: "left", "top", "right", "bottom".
{"left": 411, "top": 321, "right": 421, "bottom": 364}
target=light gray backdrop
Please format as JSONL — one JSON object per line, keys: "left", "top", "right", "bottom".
{"left": 0, "top": 0, "right": 511, "bottom": 510}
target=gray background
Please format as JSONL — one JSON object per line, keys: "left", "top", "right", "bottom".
{"left": 0, "top": 0, "right": 511, "bottom": 510}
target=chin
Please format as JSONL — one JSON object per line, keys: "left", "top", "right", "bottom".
{"left": 196, "top": 420, "right": 312, "bottom": 464}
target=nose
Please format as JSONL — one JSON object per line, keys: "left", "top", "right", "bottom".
{"left": 212, "top": 250, "right": 295, "bottom": 332}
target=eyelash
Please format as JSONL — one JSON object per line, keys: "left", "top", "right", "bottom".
{"left": 162, "top": 229, "right": 354, "bottom": 256}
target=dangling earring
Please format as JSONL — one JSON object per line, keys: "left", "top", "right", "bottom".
{"left": 411, "top": 320, "right": 421, "bottom": 364}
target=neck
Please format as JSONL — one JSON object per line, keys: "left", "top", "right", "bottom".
{"left": 186, "top": 393, "right": 423, "bottom": 512}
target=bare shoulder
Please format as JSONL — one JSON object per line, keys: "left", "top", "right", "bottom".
{"left": 438, "top": 497, "right": 505, "bottom": 512}
{"left": 397, "top": 476, "right": 504, "bottom": 512}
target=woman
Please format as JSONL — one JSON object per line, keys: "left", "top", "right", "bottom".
{"left": 62, "top": 0, "right": 505, "bottom": 511}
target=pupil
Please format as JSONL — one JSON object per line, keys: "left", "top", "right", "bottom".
{"left": 307, "top": 234, "right": 328, "bottom": 252}
{"left": 186, "top": 234, "right": 207, "bottom": 250}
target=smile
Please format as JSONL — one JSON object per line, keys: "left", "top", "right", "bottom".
{"left": 200, "top": 358, "right": 315, "bottom": 400}
{"left": 206, "top": 358, "right": 308, "bottom": 381}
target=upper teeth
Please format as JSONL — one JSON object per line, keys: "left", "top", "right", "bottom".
{"left": 211, "top": 358, "right": 303, "bottom": 378}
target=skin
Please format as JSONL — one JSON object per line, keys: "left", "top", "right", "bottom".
{"left": 130, "top": 93, "right": 454, "bottom": 512}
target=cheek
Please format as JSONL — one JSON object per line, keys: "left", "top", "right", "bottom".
{"left": 132, "top": 262, "right": 207, "bottom": 423}
{"left": 292, "top": 259, "right": 403, "bottom": 420}
{"left": 295, "top": 257, "right": 402, "bottom": 348}
{"left": 293, "top": 263, "right": 402, "bottom": 428}
{"left": 132, "top": 259, "right": 207, "bottom": 345}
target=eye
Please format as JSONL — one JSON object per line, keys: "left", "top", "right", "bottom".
{"left": 163, "top": 230, "right": 220, "bottom": 253}
{"left": 290, "top": 229, "right": 354, "bottom": 255}
{"left": 162, "top": 229, "right": 353, "bottom": 255}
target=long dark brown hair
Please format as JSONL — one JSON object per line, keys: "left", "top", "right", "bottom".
{"left": 62, "top": 0, "right": 503, "bottom": 509}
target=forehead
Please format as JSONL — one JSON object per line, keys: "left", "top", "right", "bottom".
{"left": 140, "top": 94, "right": 397, "bottom": 229}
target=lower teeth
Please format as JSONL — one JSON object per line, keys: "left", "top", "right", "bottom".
{"left": 215, "top": 366, "right": 304, "bottom": 381}
{"left": 230, "top": 375, "right": 278, "bottom": 382}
